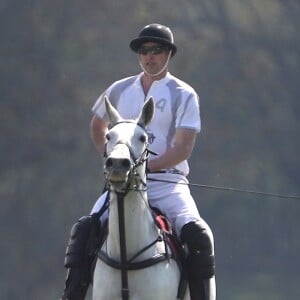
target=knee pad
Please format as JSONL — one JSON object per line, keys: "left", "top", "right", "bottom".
{"left": 64, "top": 215, "right": 101, "bottom": 268}
{"left": 181, "top": 221, "right": 215, "bottom": 279}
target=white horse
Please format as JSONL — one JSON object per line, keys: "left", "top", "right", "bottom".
{"left": 93, "top": 97, "right": 190, "bottom": 300}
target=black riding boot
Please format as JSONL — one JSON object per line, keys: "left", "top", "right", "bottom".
{"left": 181, "top": 221, "right": 216, "bottom": 300}
{"left": 61, "top": 214, "right": 102, "bottom": 300}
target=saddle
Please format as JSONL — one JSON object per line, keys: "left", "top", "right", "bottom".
{"left": 151, "top": 207, "right": 189, "bottom": 300}
{"left": 151, "top": 207, "right": 185, "bottom": 258}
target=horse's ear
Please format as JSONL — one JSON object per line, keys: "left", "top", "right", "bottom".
{"left": 105, "top": 96, "right": 122, "bottom": 126}
{"left": 138, "top": 97, "right": 155, "bottom": 127}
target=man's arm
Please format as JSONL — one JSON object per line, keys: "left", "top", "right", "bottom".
{"left": 147, "top": 128, "right": 197, "bottom": 172}
{"left": 90, "top": 115, "right": 109, "bottom": 157}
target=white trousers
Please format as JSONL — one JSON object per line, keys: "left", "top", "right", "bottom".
{"left": 91, "top": 174, "right": 202, "bottom": 236}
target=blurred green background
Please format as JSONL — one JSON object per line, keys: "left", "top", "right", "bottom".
{"left": 1, "top": 0, "right": 299, "bottom": 299}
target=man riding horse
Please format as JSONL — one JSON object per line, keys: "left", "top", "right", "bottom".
{"left": 61, "top": 23, "right": 216, "bottom": 300}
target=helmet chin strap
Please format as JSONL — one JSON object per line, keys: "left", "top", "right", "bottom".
{"left": 139, "top": 51, "right": 172, "bottom": 77}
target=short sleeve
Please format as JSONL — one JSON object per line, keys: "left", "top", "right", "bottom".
{"left": 176, "top": 93, "right": 201, "bottom": 132}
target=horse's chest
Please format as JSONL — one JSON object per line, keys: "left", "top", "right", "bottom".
{"left": 93, "top": 259, "right": 180, "bottom": 300}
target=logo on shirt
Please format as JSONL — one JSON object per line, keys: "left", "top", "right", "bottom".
{"left": 147, "top": 129, "right": 155, "bottom": 144}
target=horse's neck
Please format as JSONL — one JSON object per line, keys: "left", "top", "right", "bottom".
{"left": 107, "top": 189, "right": 159, "bottom": 259}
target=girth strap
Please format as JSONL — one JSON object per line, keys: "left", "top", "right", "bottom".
{"left": 98, "top": 250, "right": 171, "bottom": 270}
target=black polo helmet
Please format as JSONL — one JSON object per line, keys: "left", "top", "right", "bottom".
{"left": 130, "top": 23, "right": 177, "bottom": 57}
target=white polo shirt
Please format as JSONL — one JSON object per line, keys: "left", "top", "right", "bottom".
{"left": 92, "top": 72, "right": 201, "bottom": 176}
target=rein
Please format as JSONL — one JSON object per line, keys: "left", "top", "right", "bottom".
{"left": 116, "top": 192, "right": 129, "bottom": 300}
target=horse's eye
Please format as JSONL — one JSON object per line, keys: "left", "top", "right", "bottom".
{"left": 139, "top": 134, "right": 146, "bottom": 143}
{"left": 106, "top": 133, "right": 111, "bottom": 141}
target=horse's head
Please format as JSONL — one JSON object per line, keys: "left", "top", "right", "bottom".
{"left": 103, "top": 96, "right": 154, "bottom": 192}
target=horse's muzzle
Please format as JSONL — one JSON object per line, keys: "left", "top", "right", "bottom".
{"left": 104, "top": 156, "right": 132, "bottom": 183}
{"left": 105, "top": 157, "right": 131, "bottom": 172}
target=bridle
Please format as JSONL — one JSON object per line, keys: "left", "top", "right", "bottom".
{"left": 103, "top": 121, "right": 155, "bottom": 193}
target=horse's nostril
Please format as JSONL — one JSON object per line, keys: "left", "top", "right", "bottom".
{"left": 122, "top": 159, "right": 131, "bottom": 169}
{"left": 105, "top": 158, "right": 113, "bottom": 168}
